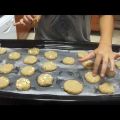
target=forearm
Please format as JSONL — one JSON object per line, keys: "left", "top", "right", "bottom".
{"left": 99, "top": 15, "right": 114, "bottom": 47}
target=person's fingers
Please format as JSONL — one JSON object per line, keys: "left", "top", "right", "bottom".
{"left": 13, "top": 22, "right": 21, "bottom": 26}
{"left": 100, "top": 58, "right": 108, "bottom": 77}
{"left": 23, "top": 16, "right": 29, "bottom": 23}
{"left": 93, "top": 55, "right": 102, "bottom": 76}
{"left": 20, "top": 19, "right": 26, "bottom": 26}
{"left": 26, "top": 15, "right": 34, "bottom": 21}
{"left": 109, "top": 57, "right": 115, "bottom": 71}
{"left": 114, "top": 53, "right": 120, "bottom": 59}
{"left": 80, "top": 51, "right": 95, "bottom": 62}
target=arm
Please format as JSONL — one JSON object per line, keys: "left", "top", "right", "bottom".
{"left": 99, "top": 15, "right": 114, "bottom": 47}
{"left": 93, "top": 15, "right": 114, "bottom": 77}
{"left": 80, "top": 15, "right": 114, "bottom": 77}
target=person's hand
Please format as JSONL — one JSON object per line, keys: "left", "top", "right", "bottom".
{"left": 14, "top": 15, "right": 34, "bottom": 26}
{"left": 80, "top": 45, "right": 120, "bottom": 77}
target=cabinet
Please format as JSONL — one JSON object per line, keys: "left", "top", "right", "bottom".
{"left": 91, "top": 15, "right": 100, "bottom": 32}
{"left": 91, "top": 15, "right": 120, "bottom": 32}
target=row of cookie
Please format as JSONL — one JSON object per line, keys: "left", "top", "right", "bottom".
{"left": 64, "top": 71, "right": 115, "bottom": 95}
{"left": 0, "top": 63, "right": 56, "bottom": 75}
{"left": 0, "top": 61, "right": 118, "bottom": 80}
{"left": 1, "top": 47, "right": 120, "bottom": 69}
{"left": 0, "top": 73, "right": 53, "bottom": 90}
{"left": 0, "top": 47, "right": 40, "bottom": 56}
{"left": 0, "top": 72, "right": 115, "bottom": 95}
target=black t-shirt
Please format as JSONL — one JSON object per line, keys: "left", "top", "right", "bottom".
{"left": 35, "top": 15, "right": 91, "bottom": 42}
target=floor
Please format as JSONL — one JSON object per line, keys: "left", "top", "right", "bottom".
{"left": 27, "top": 30, "right": 120, "bottom": 45}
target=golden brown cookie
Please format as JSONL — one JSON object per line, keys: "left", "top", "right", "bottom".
{"left": 64, "top": 80, "right": 83, "bottom": 95}
{"left": 28, "top": 47, "right": 40, "bottom": 56}
{"left": 0, "top": 64, "right": 14, "bottom": 74}
{"left": 62, "top": 57, "right": 75, "bottom": 65}
{"left": 77, "top": 50, "right": 88, "bottom": 58}
{"left": 98, "top": 82, "right": 115, "bottom": 94}
{"left": 85, "top": 71, "right": 101, "bottom": 84}
{"left": 115, "top": 61, "right": 120, "bottom": 69}
{"left": 16, "top": 78, "right": 31, "bottom": 91}
{"left": 37, "top": 74, "right": 53, "bottom": 87}
{"left": 81, "top": 60, "right": 94, "bottom": 69}
{"left": 44, "top": 51, "right": 58, "bottom": 60}
{"left": 9, "top": 52, "right": 21, "bottom": 60}
{"left": 0, "top": 47, "right": 7, "bottom": 55}
{"left": 42, "top": 61, "right": 57, "bottom": 72}
{"left": 0, "top": 76, "right": 10, "bottom": 89}
{"left": 105, "top": 67, "right": 116, "bottom": 78}
{"left": 21, "top": 66, "right": 35, "bottom": 76}
{"left": 24, "top": 55, "right": 37, "bottom": 64}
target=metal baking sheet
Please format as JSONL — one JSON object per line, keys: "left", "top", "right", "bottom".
{"left": 0, "top": 40, "right": 120, "bottom": 102}
{"left": 0, "top": 47, "right": 120, "bottom": 99}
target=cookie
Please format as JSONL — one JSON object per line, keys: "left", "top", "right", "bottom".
{"left": 8, "top": 52, "right": 21, "bottom": 60}
{"left": 21, "top": 66, "right": 35, "bottom": 76}
{"left": 0, "top": 47, "right": 7, "bottom": 55}
{"left": 85, "top": 71, "right": 101, "bottom": 84}
{"left": 37, "top": 74, "right": 53, "bottom": 87}
{"left": 42, "top": 61, "right": 57, "bottom": 72}
{"left": 115, "top": 61, "right": 120, "bottom": 69}
{"left": 77, "top": 50, "right": 88, "bottom": 58}
{"left": 0, "top": 64, "right": 14, "bottom": 74}
{"left": 28, "top": 47, "right": 40, "bottom": 56}
{"left": 16, "top": 78, "right": 31, "bottom": 91}
{"left": 44, "top": 51, "right": 58, "bottom": 60}
{"left": 24, "top": 55, "right": 37, "bottom": 65}
{"left": 62, "top": 57, "right": 75, "bottom": 65}
{"left": 81, "top": 60, "right": 94, "bottom": 69}
{"left": 0, "top": 76, "right": 10, "bottom": 89}
{"left": 98, "top": 82, "right": 115, "bottom": 94}
{"left": 64, "top": 80, "right": 83, "bottom": 95}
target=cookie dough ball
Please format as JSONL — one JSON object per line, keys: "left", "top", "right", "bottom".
{"left": 37, "top": 74, "right": 53, "bottom": 87}
{"left": 16, "top": 78, "right": 31, "bottom": 91}
{"left": 24, "top": 55, "right": 37, "bottom": 65}
{"left": 44, "top": 51, "right": 58, "bottom": 60}
{"left": 42, "top": 61, "right": 57, "bottom": 72}
{"left": 98, "top": 82, "right": 115, "bottom": 94}
{"left": 77, "top": 50, "right": 88, "bottom": 58}
{"left": 21, "top": 66, "right": 35, "bottom": 76}
{"left": 0, "top": 64, "right": 14, "bottom": 74}
{"left": 105, "top": 67, "right": 116, "bottom": 78}
{"left": 64, "top": 80, "right": 83, "bottom": 95}
{"left": 115, "top": 61, "right": 120, "bottom": 69}
{"left": 81, "top": 60, "right": 94, "bottom": 69}
{"left": 8, "top": 52, "right": 21, "bottom": 60}
{"left": 62, "top": 57, "right": 75, "bottom": 65}
{"left": 0, "top": 76, "right": 10, "bottom": 89}
{"left": 0, "top": 47, "right": 7, "bottom": 55}
{"left": 85, "top": 71, "right": 101, "bottom": 84}
{"left": 28, "top": 47, "right": 40, "bottom": 56}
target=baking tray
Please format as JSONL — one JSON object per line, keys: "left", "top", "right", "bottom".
{"left": 0, "top": 39, "right": 120, "bottom": 102}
